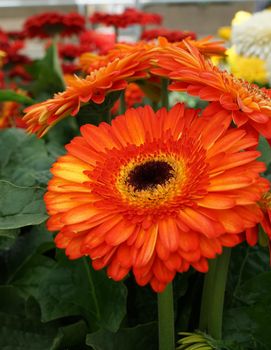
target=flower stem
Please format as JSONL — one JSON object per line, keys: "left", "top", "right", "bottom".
{"left": 199, "top": 258, "right": 217, "bottom": 332}
{"left": 208, "top": 248, "right": 231, "bottom": 340}
{"left": 199, "top": 248, "right": 231, "bottom": 340}
{"left": 161, "top": 78, "right": 169, "bottom": 110}
{"left": 119, "top": 90, "right": 126, "bottom": 115}
{"left": 158, "top": 282, "right": 175, "bottom": 350}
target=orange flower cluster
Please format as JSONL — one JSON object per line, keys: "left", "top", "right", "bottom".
{"left": 45, "top": 105, "right": 269, "bottom": 292}
{"left": 24, "top": 53, "right": 150, "bottom": 137}
{"left": 24, "top": 37, "right": 226, "bottom": 137}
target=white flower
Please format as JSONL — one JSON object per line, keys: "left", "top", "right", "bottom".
{"left": 232, "top": 10, "right": 271, "bottom": 60}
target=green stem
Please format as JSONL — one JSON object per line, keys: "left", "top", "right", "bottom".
{"left": 114, "top": 27, "right": 119, "bottom": 43}
{"left": 199, "top": 248, "right": 232, "bottom": 338}
{"left": 104, "top": 108, "right": 112, "bottom": 124}
{"left": 199, "top": 258, "right": 217, "bottom": 332}
{"left": 158, "top": 282, "right": 175, "bottom": 350}
{"left": 161, "top": 78, "right": 169, "bottom": 110}
{"left": 119, "top": 90, "right": 126, "bottom": 115}
{"left": 208, "top": 248, "right": 231, "bottom": 340}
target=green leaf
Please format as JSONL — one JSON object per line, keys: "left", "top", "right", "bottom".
{"left": 36, "top": 256, "right": 127, "bottom": 332}
{"left": 224, "top": 245, "right": 271, "bottom": 349}
{"left": 77, "top": 90, "right": 122, "bottom": 126}
{"left": 57, "top": 320, "right": 88, "bottom": 349}
{"left": 0, "top": 228, "right": 19, "bottom": 250}
{"left": 86, "top": 322, "right": 158, "bottom": 350}
{"left": 0, "top": 286, "right": 63, "bottom": 350}
{"left": 0, "top": 89, "right": 34, "bottom": 105}
{"left": 27, "top": 42, "right": 65, "bottom": 97}
{"left": 0, "top": 224, "right": 53, "bottom": 283}
{"left": 0, "top": 180, "right": 47, "bottom": 229}
{"left": 0, "top": 129, "right": 53, "bottom": 187}
{"left": 258, "top": 136, "right": 271, "bottom": 167}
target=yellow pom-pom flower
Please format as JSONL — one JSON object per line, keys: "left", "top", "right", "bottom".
{"left": 226, "top": 47, "right": 269, "bottom": 85}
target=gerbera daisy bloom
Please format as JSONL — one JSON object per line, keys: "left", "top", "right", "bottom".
{"left": 152, "top": 41, "right": 271, "bottom": 137}
{"left": 23, "top": 52, "right": 150, "bottom": 137}
{"left": 141, "top": 28, "right": 196, "bottom": 42}
{"left": 58, "top": 43, "right": 84, "bottom": 61}
{"left": 23, "top": 12, "right": 85, "bottom": 39}
{"left": 79, "top": 30, "right": 115, "bottom": 55}
{"left": 62, "top": 12, "right": 85, "bottom": 36}
{"left": 123, "top": 8, "right": 162, "bottom": 26}
{"left": 45, "top": 104, "right": 268, "bottom": 292}
{"left": 111, "top": 82, "right": 145, "bottom": 115}
{"left": 246, "top": 191, "right": 271, "bottom": 247}
{"left": 90, "top": 8, "right": 162, "bottom": 29}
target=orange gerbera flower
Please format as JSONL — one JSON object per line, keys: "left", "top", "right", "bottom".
{"left": 246, "top": 191, "right": 271, "bottom": 246}
{"left": 45, "top": 104, "right": 268, "bottom": 292}
{"left": 79, "top": 37, "right": 225, "bottom": 74}
{"left": 23, "top": 52, "right": 150, "bottom": 137}
{"left": 152, "top": 41, "right": 271, "bottom": 138}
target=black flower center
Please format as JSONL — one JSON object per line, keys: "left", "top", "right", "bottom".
{"left": 127, "top": 160, "right": 174, "bottom": 191}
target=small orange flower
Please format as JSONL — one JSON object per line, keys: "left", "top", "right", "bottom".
{"left": 246, "top": 191, "right": 271, "bottom": 247}
{"left": 45, "top": 104, "right": 268, "bottom": 292}
{"left": 0, "top": 99, "right": 26, "bottom": 129}
{"left": 23, "top": 53, "right": 150, "bottom": 137}
{"left": 111, "top": 82, "right": 145, "bottom": 115}
{"left": 152, "top": 41, "right": 271, "bottom": 138}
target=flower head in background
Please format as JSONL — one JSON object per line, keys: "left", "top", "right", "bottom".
{"left": 24, "top": 12, "right": 85, "bottom": 39}
{"left": 79, "top": 30, "right": 115, "bottom": 55}
{"left": 232, "top": 10, "right": 271, "bottom": 60}
{"left": 226, "top": 47, "right": 269, "bottom": 85}
{"left": 217, "top": 26, "right": 231, "bottom": 41}
{"left": 90, "top": 8, "right": 162, "bottom": 29}
{"left": 141, "top": 28, "right": 196, "bottom": 42}
{"left": 45, "top": 104, "right": 268, "bottom": 292}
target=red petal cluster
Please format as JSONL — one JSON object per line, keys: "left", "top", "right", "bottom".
{"left": 24, "top": 12, "right": 85, "bottom": 38}
{"left": 90, "top": 7, "right": 162, "bottom": 28}
{"left": 141, "top": 28, "right": 196, "bottom": 42}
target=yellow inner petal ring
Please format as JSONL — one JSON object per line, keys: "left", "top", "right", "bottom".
{"left": 115, "top": 153, "right": 187, "bottom": 208}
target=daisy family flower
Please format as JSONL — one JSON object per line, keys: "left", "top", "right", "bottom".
{"left": 90, "top": 8, "right": 162, "bottom": 29}
{"left": 45, "top": 104, "right": 268, "bottom": 292}
{"left": 23, "top": 52, "right": 150, "bottom": 136}
{"left": 246, "top": 191, "right": 271, "bottom": 247}
{"left": 23, "top": 12, "right": 85, "bottom": 39}
{"left": 141, "top": 28, "right": 196, "bottom": 42}
{"left": 152, "top": 41, "right": 271, "bottom": 137}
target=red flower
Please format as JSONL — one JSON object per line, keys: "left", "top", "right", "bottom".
{"left": 8, "top": 65, "right": 32, "bottom": 82}
{"left": 61, "top": 63, "right": 79, "bottom": 75}
{"left": 6, "top": 30, "right": 26, "bottom": 40}
{"left": 62, "top": 12, "right": 85, "bottom": 36}
{"left": 245, "top": 191, "right": 271, "bottom": 264}
{"left": 141, "top": 28, "right": 196, "bottom": 42}
{"left": 90, "top": 8, "right": 162, "bottom": 28}
{"left": 58, "top": 43, "right": 84, "bottom": 60}
{"left": 24, "top": 12, "right": 85, "bottom": 39}
{"left": 79, "top": 30, "right": 115, "bottom": 55}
